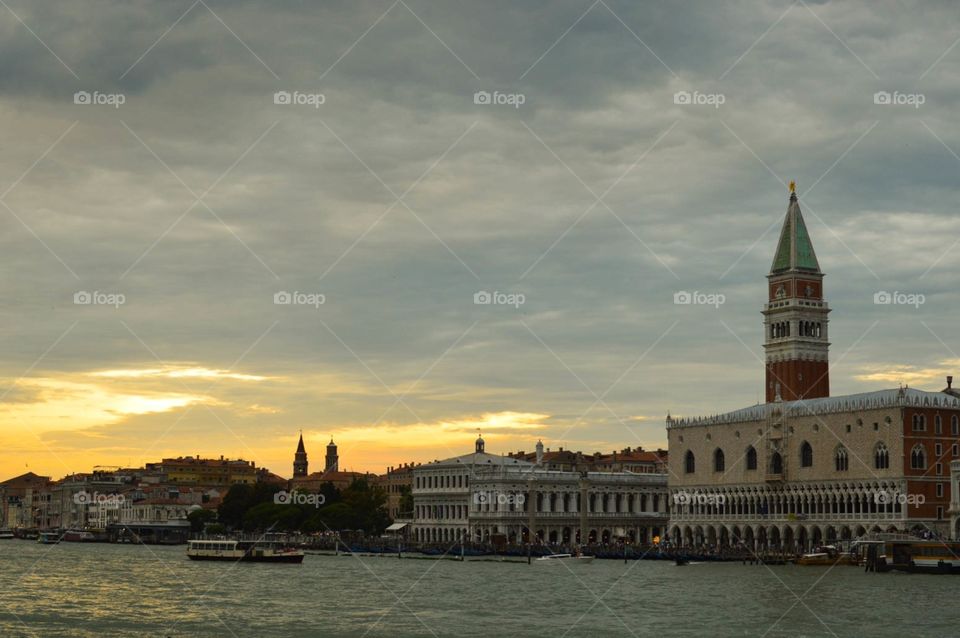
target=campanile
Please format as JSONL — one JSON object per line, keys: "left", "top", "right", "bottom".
{"left": 763, "top": 183, "right": 830, "bottom": 402}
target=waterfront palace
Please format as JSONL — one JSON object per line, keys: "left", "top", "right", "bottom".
{"left": 667, "top": 186, "right": 960, "bottom": 550}
{"left": 412, "top": 437, "right": 669, "bottom": 544}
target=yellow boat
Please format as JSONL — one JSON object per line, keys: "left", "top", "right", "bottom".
{"left": 795, "top": 545, "right": 857, "bottom": 566}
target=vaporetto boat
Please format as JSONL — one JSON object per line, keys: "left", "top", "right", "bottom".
{"left": 186, "top": 539, "right": 304, "bottom": 563}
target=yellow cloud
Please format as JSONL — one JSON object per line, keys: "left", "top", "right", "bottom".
{"left": 854, "top": 359, "right": 960, "bottom": 386}
{"left": 90, "top": 366, "right": 269, "bottom": 382}
{"left": 0, "top": 377, "right": 211, "bottom": 431}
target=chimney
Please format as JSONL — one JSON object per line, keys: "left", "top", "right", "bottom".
{"left": 948, "top": 375, "right": 954, "bottom": 389}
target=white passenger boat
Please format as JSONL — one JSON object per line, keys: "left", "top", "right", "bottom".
{"left": 186, "top": 539, "right": 304, "bottom": 563}
{"left": 535, "top": 553, "right": 595, "bottom": 564}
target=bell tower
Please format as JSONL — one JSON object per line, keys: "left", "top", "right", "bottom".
{"left": 763, "top": 183, "right": 830, "bottom": 403}
{"left": 293, "top": 431, "right": 308, "bottom": 478}
{"left": 325, "top": 438, "right": 339, "bottom": 472}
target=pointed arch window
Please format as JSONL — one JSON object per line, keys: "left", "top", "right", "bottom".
{"left": 874, "top": 442, "right": 889, "bottom": 470}
{"left": 745, "top": 446, "right": 757, "bottom": 471}
{"left": 684, "top": 450, "right": 695, "bottom": 474}
{"left": 911, "top": 444, "right": 926, "bottom": 470}
{"left": 835, "top": 446, "right": 849, "bottom": 472}
{"left": 800, "top": 441, "right": 813, "bottom": 468}
{"left": 770, "top": 451, "right": 783, "bottom": 475}
{"left": 713, "top": 448, "right": 725, "bottom": 472}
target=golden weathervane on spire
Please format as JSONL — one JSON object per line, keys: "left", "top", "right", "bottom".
{"left": 789, "top": 180, "right": 796, "bottom": 193}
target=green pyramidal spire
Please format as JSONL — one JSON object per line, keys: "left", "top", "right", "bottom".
{"left": 770, "top": 188, "right": 820, "bottom": 274}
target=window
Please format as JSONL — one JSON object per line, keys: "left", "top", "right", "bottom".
{"left": 953, "top": 444, "right": 958, "bottom": 457}
{"left": 845, "top": 424, "right": 851, "bottom": 433}
{"left": 937, "top": 462, "right": 943, "bottom": 475}
{"left": 835, "top": 447, "right": 849, "bottom": 471}
{"left": 684, "top": 450, "right": 695, "bottom": 474}
{"left": 937, "top": 483, "right": 944, "bottom": 498}
{"left": 875, "top": 443, "right": 890, "bottom": 469}
{"left": 937, "top": 506, "right": 944, "bottom": 520}
{"left": 912, "top": 414, "right": 926, "bottom": 432}
{"left": 911, "top": 444, "right": 926, "bottom": 470}
{"left": 770, "top": 452, "right": 783, "bottom": 474}
{"left": 873, "top": 422, "right": 879, "bottom": 431}
{"left": 713, "top": 448, "right": 725, "bottom": 472}
{"left": 936, "top": 443, "right": 943, "bottom": 457}
{"left": 953, "top": 415, "right": 959, "bottom": 436}
{"left": 800, "top": 441, "right": 813, "bottom": 468}
{"left": 935, "top": 415, "right": 943, "bottom": 434}
{"left": 746, "top": 446, "right": 757, "bottom": 471}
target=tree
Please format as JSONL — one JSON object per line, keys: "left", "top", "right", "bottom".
{"left": 187, "top": 508, "right": 217, "bottom": 533}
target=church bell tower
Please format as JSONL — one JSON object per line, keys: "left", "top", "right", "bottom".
{"left": 763, "top": 183, "right": 830, "bottom": 403}
{"left": 293, "top": 432, "right": 308, "bottom": 478}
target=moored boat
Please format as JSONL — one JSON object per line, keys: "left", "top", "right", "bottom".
{"left": 795, "top": 545, "right": 857, "bottom": 566}
{"left": 37, "top": 532, "right": 61, "bottom": 544}
{"left": 186, "top": 539, "right": 304, "bottom": 563}
{"left": 535, "top": 552, "right": 595, "bottom": 564}
{"left": 861, "top": 538, "right": 960, "bottom": 574}
{"left": 62, "top": 529, "right": 96, "bottom": 542}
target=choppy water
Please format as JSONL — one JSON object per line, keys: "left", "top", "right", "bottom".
{"left": 0, "top": 542, "right": 954, "bottom": 637}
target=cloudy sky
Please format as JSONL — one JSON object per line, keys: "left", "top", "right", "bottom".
{"left": 2, "top": 0, "right": 959, "bottom": 479}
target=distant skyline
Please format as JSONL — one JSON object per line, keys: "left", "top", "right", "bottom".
{"left": 3, "top": 1, "right": 960, "bottom": 480}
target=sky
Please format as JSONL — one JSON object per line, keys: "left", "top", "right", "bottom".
{"left": 1, "top": 0, "right": 959, "bottom": 480}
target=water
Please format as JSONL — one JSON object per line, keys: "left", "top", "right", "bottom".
{"left": 0, "top": 542, "right": 954, "bottom": 637}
